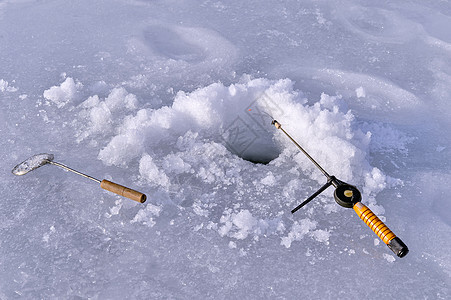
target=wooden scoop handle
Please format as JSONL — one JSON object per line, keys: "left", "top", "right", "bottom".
{"left": 100, "top": 180, "right": 147, "bottom": 203}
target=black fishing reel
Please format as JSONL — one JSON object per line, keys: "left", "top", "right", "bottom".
{"left": 291, "top": 175, "right": 361, "bottom": 213}
{"left": 333, "top": 180, "right": 362, "bottom": 208}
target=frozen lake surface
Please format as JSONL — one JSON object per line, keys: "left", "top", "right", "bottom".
{"left": 1, "top": 0, "right": 450, "bottom": 298}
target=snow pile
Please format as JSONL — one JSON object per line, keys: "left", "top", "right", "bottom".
{"left": 139, "top": 154, "right": 170, "bottom": 187}
{"left": 51, "top": 75, "right": 400, "bottom": 247}
{"left": 0, "top": 79, "right": 18, "bottom": 92}
{"left": 94, "top": 77, "right": 286, "bottom": 167}
{"left": 76, "top": 86, "right": 138, "bottom": 144}
{"left": 75, "top": 76, "right": 381, "bottom": 186}
{"left": 43, "top": 77, "right": 83, "bottom": 108}
{"left": 218, "top": 209, "right": 284, "bottom": 241}
{"left": 281, "top": 218, "right": 331, "bottom": 248}
{"left": 130, "top": 202, "right": 162, "bottom": 227}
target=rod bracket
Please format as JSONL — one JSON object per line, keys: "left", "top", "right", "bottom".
{"left": 292, "top": 177, "right": 362, "bottom": 213}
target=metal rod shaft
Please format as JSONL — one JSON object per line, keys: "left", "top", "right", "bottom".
{"left": 275, "top": 121, "right": 331, "bottom": 179}
{"left": 49, "top": 161, "right": 101, "bottom": 183}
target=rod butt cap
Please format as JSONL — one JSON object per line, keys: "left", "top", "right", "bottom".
{"left": 388, "top": 237, "right": 409, "bottom": 258}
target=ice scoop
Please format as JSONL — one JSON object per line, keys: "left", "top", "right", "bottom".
{"left": 12, "top": 153, "right": 146, "bottom": 203}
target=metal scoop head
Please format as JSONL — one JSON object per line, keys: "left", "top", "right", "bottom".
{"left": 12, "top": 153, "right": 54, "bottom": 176}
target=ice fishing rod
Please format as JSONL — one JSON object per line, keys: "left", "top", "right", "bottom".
{"left": 12, "top": 153, "right": 147, "bottom": 203}
{"left": 272, "top": 120, "right": 408, "bottom": 258}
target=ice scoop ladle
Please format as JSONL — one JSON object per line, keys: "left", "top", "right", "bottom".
{"left": 12, "top": 153, "right": 146, "bottom": 203}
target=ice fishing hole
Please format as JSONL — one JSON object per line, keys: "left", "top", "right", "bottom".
{"left": 221, "top": 119, "right": 281, "bottom": 164}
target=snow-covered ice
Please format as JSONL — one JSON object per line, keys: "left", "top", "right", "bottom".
{"left": 1, "top": 0, "right": 450, "bottom": 299}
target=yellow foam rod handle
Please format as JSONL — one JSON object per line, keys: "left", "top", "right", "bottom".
{"left": 100, "top": 180, "right": 147, "bottom": 203}
{"left": 353, "top": 202, "right": 409, "bottom": 258}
